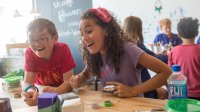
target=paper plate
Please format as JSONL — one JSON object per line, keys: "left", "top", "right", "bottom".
{"left": 165, "top": 98, "right": 200, "bottom": 112}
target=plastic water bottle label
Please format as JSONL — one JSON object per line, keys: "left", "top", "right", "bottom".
{"left": 168, "top": 84, "right": 187, "bottom": 99}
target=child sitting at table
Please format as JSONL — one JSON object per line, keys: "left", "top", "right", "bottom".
{"left": 23, "top": 18, "right": 76, "bottom": 106}
{"left": 123, "top": 16, "right": 168, "bottom": 99}
{"left": 168, "top": 17, "right": 200, "bottom": 100}
{"left": 153, "top": 18, "right": 182, "bottom": 47}
{"left": 70, "top": 7, "right": 172, "bottom": 98}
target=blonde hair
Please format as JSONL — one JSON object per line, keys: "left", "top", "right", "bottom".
{"left": 159, "top": 18, "right": 171, "bottom": 28}
{"left": 123, "top": 16, "right": 144, "bottom": 44}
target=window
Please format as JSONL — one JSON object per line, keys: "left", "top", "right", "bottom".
{"left": 0, "top": 0, "right": 34, "bottom": 57}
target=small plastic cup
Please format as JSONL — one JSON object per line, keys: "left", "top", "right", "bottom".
{"left": 2, "top": 76, "right": 23, "bottom": 94}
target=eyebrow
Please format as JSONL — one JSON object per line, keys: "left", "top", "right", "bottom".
{"left": 82, "top": 24, "right": 93, "bottom": 29}
{"left": 39, "top": 33, "right": 47, "bottom": 35}
{"left": 28, "top": 33, "right": 47, "bottom": 39}
{"left": 80, "top": 26, "right": 91, "bottom": 32}
{"left": 37, "top": 33, "right": 48, "bottom": 38}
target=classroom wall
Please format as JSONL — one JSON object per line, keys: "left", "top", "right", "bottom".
{"left": 37, "top": 0, "right": 93, "bottom": 74}
{"left": 93, "top": 0, "right": 200, "bottom": 44}
{"left": 37, "top": 0, "right": 52, "bottom": 20}
{"left": 35, "top": 0, "right": 199, "bottom": 74}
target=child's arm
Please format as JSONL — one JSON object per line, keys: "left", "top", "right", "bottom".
{"left": 23, "top": 71, "right": 35, "bottom": 91}
{"left": 107, "top": 53, "right": 172, "bottom": 98}
{"left": 23, "top": 71, "right": 39, "bottom": 106}
{"left": 133, "top": 53, "right": 172, "bottom": 96}
{"left": 42, "top": 69, "right": 73, "bottom": 94}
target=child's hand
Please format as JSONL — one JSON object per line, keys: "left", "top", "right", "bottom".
{"left": 22, "top": 91, "right": 39, "bottom": 106}
{"left": 106, "top": 82, "right": 138, "bottom": 98}
{"left": 70, "top": 75, "right": 82, "bottom": 88}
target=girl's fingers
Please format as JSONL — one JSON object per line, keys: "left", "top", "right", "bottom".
{"left": 70, "top": 78, "right": 75, "bottom": 87}
{"left": 70, "top": 75, "right": 79, "bottom": 83}
{"left": 106, "top": 81, "right": 120, "bottom": 86}
{"left": 114, "top": 85, "right": 119, "bottom": 91}
{"left": 113, "top": 90, "right": 119, "bottom": 96}
{"left": 75, "top": 75, "right": 81, "bottom": 81}
{"left": 70, "top": 75, "right": 81, "bottom": 88}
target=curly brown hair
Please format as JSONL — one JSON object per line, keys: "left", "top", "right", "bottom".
{"left": 80, "top": 9, "right": 128, "bottom": 77}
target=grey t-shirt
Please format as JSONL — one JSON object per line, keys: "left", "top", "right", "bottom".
{"left": 100, "top": 42, "right": 145, "bottom": 96}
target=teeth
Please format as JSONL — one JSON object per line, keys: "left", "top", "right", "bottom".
{"left": 86, "top": 42, "right": 94, "bottom": 47}
{"left": 35, "top": 48, "right": 43, "bottom": 50}
{"left": 35, "top": 47, "right": 45, "bottom": 51}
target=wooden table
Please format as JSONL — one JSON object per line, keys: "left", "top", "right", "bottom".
{"left": 78, "top": 89, "right": 166, "bottom": 112}
{"left": 0, "top": 84, "right": 167, "bottom": 112}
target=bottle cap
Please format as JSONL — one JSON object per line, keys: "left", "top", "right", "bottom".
{"left": 172, "top": 65, "right": 181, "bottom": 72}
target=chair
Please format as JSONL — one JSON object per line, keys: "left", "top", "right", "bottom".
{"left": 6, "top": 43, "right": 29, "bottom": 56}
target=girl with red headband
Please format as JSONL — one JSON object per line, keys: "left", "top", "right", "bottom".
{"left": 70, "top": 7, "right": 171, "bottom": 98}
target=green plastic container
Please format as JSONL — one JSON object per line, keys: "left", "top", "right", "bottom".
{"left": 4, "top": 76, "right": 23, "bottom": 83}
{"left": 4, "top": 76, "right": 23, "bottom": 88}
{"left": 165, "top": 99, "right": 200, "bottom": 112}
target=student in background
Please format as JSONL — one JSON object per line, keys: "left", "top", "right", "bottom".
{"left": 123, "top": 16, "right": 168, "bottom": 64}
{"left": 153, "top": 18, "right": 182, "bottom": 47}
{"left": 23, "top": 18, "right": 76, "bottom": 106}
{"left": 168, "top": 17, "right": 200, "bottom": 100}
{"left": 123, "top": 16, "right": 168, "bottom": 99}
{"left": 70, "top": 7, "right": 172, "bottom": 98}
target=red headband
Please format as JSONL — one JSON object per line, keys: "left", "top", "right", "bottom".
{"left": 89, "top": 7, "right": 112, "bottom": 23}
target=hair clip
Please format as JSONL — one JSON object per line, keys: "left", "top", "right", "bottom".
{"left": 89, "top": 7, "right": 112, "bottom": 23}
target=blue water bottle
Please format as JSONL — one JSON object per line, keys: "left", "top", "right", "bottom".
{"left": 167, "top": 65, "right": 187, "bottom": 99}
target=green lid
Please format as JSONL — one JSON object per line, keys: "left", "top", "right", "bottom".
{"left": 165, "top": 99, "right": 200, "bottom": 112}
{"left": 4, "top": 76, "right": 23, "bottom": 83}
{"left": 103, "top": 100, "right": 113, "bottom": 107}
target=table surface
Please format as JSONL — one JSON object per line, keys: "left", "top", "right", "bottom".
{"left": 0, "top": 82, "right": 167, "bottom": 112}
